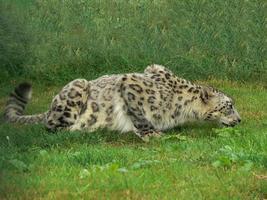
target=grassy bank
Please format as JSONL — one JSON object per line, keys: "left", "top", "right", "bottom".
{"left": 0, "top": 0, "right": 266, "bottom": 198}
{"left": 0, "top": 80, "right": 266, "bottom": 199}
{"left": 1, "top": 0, "right": 266, "bottom": 84}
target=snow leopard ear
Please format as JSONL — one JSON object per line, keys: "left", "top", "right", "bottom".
{"left": 200, "top": 87, "right": 215, "bottom": 104}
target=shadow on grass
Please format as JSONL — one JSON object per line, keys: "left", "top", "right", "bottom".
{"left": 0, "top": 121, "right": 225, "bottom": 151}
{"left": 0, "top": 124, "right": 141, "bottom": 149}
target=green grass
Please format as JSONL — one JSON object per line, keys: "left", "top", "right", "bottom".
{"left": 0, "top": 0, "right": 266, "bottom": 198}
{"left": 0, "top": 80, "right": 266, "bottom": 199}
{"left": 0, "top": 0, "right": 266, "bottom": 84}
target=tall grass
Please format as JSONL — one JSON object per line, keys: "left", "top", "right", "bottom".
{"left": 1, "top": 0, "right": 266, "bottom": 84}
{"left": 0, "top": 1, "right": 31, "bottom": 78}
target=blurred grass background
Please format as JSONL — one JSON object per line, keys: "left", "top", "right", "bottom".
{"left": 1, "top": 1, "right": 267, "bottom": 198}
{"left": 0, "top": 0, "right": 266, "bottom": 85}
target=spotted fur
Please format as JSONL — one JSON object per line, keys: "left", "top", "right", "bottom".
{"left": 4, "top": 64, "right": 241, "bottom": 142}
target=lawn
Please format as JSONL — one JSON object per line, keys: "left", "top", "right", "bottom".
{"left": 0, "top": 0, "right": 266, "bottom": 199}
{"left": 0, "top": 80, "right": 266, "bottom": 199}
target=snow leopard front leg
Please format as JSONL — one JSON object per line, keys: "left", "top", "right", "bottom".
{"left": 124, "top": 97, "right": 162, "bottom": 142}
{"left": 119, "top": 76, "right": 162, "bottom": 142}
{"left": 129, "top": 112, "right": 162, "bottom": 142}
{"left": 45, "top": 79, "right": 90, "bottom": 131}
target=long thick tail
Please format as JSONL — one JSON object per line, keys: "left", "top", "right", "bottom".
{"left": 4, "top": 82, "right": 47, "bottom": 124}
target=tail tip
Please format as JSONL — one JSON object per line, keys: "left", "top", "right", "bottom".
{"left": 14, "top": 82, "right": 32, "bottom": 100}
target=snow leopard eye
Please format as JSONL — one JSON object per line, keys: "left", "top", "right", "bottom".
{"left": 224, "top": 104, "right": 234, "bottom": 115}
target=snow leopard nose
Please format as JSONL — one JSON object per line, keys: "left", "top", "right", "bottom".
{"left": 233, "top": 109, "right": 241, "bottom": 124}
{"left": 233, "top": 117, "right": 241, "bottom": 125}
